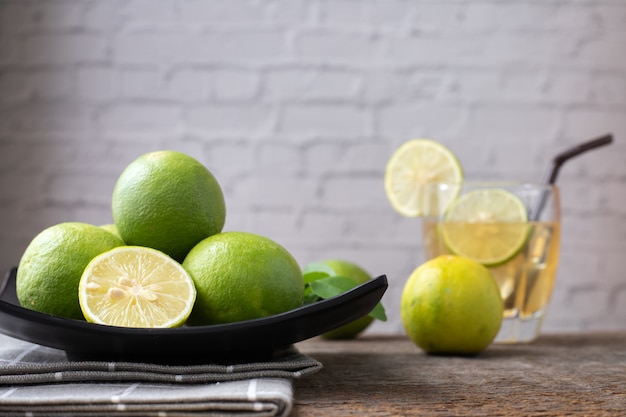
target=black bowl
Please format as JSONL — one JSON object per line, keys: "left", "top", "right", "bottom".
{"left": 0, "top": 268, "right": 387, "bottom": 364}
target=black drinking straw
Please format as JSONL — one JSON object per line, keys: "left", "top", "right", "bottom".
{"left": 530, "top": 133, "right": 614, "bottom": 221}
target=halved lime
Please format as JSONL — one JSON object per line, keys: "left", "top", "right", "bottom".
{"left": 384, "top": 139, "right": 463, "bottom": 217}
{"left": 78, "top": 246, "right": 196, "bottom": 328}
{"left": 441, "top": 189, "right": 529, "bottom": 266}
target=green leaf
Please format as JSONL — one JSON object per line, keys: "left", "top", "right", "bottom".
{"left": 309, "top": 276, "right": 358, "bottom": 300}
{"left": 369, "top": 302, "right": 387, "bottom": 321}
{"left": 302, "top": 270, "right": 388, "bottom": 322}
{"left": 303, "top": 263, "right": 338, "bottom": 304}
{"left": 302, "top": 262, "right": 336, "bottom": 284}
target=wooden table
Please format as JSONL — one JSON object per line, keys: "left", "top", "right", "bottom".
{"left": 293, "top": 333, "right": 626, "bottom": 416}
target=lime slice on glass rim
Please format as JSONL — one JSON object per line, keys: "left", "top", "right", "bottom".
{"left": 440, "top": 188, "right": 530, "bottom": 266}
{"left": 384, "top": 139, "right": 463, "bottom": 217}
{"left": 78, "top": 246, "right": 196, "bottom": 328}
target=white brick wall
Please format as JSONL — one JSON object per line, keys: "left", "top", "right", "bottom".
{"left": 1, "top": 0, "right": 625, "bottom": 335}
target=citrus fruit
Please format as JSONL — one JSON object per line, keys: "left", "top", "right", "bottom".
{"left": 78, "top": 246, "right": 196, "bottom": 328}
{"left": 441, "top": 188, "right": 529, "bottom": 266}
{"left": 100, "top": 224, "right": 122, "bottom": 240}
{"left": 16, "top": 222, "right": 125, "bottom": 320}
{"left": 112, "top": 150, "right": 226, "bottom": 262}
{"left": 384, "top": 139, "right": 463, "bottom": 217}
{"left": 310, "top": 259, "right": 374, "bottom": 340}
{"left": 401, "top": 255, "right": 503, "bottom": 355}
{"left": 182, "top": 231, "right": 304, "bottom": 325}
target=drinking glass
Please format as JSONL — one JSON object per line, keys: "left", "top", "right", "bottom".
{"left": 422, "top": 182, "right": 561, "bottom": 343}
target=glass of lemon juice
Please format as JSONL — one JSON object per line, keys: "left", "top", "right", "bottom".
{"left": 422, "top": 182, "right": 561, "bottom": 343}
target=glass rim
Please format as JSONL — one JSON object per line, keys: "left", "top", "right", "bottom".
{"left": 423, "top": 181, "right": 558, "bottom": 190}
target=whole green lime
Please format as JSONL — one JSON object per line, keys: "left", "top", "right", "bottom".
{"left": 112, "top": 150, "right": 226, "bottom": 262}
{"left": 99, "top": 224, "right": 122, "bottom": 240}
{"left": 182, "top": 231, "right": 304, "bottom": 325}
{"left": 312, "top": 259, "right": 374, "bottom": 340}
{"left": 17, "top": 222, "right": 125, "bottom": 320}
{"left": 401, "top": 255, "right": 503, "bottom": 355}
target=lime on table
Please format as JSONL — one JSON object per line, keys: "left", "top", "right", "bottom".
{"left": 441, "top": 188, "right": 529, "bottom": 266}
{"left": 384, "top": 139, "right": 463, "bottom": 217}
{"left": 78, "top": 246, "right": 196, "bottom": 328}
{"left": 401, "top": 255, "right": 503, "bottom": 355}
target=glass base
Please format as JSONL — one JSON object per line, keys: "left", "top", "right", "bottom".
{"left": 495, "top": 314, "right": 545, "bottom": 344}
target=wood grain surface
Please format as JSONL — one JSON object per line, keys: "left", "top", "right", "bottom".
{"left": 294, "top": 333, "right": 626, "bottom": 416}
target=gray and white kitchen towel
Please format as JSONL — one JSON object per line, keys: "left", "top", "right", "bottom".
{"left": 0, "top": 334, "right": 322, "bottom": 417}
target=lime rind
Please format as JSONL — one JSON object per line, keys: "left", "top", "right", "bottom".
{"left": 384, "top": 139, "right": 463, "bottom": 217}
{"left": 440, "top": 188, "right": 530, "bottom": 266}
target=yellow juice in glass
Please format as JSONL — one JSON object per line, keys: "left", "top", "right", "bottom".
{"left": 422, "top": 183, "right": 561, "bottom": 343}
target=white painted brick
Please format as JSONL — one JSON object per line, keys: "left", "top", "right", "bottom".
{"left": 575, "top": 36, "right": 626, "bottom": 70}
{"left": 360, "top": 70, "right": 402, "bottom": 105}
{"left": 345, "top": 211, "right": 422, "bottom": 246}
{"left": 482, "top": 33, "right": 575, "bottom": 67}
{"left": 555, "top": 250, "right": 601, "bottom": 288}
{"left": 45, "top": 173, "right": 114, "bottom": 207}
{"left": 604, "top": 182, "right": 626, "bottom": 216}
{"left": 263, "top": 0, "right": 311, "bottom": 25}
{"left": 214, "top": 69, "right": 259, "bottom": 102}
{"left": 378, "top": 102, "right": 466, "bottom": 139}
{"left": 369, "top": 0, "right": 414, "bottom": 30}
{"left": 165, "top": 69, "right": 211, "bottom": 103}
{"left": 82, "top": 2, "right": 124, "bottom": 32}
{"left": 1, "top": 103, "right": 94, "bottom": 135}
{"left": 182, "top": 31, "right": 288, "bottom": 64}
{"left": 0, "top": 3, "right": 35, "bottom": 34}
{"left": 0, "top": 36, "right": 19, "bottom": 67}
{"left": 264, "top": 68, "right": 362, "bottom": 102}
{"left": 185, "top": 105, "right": 274, "bottom": 137}
{"left": 302, "top": 142, "right": 346, "bottom": 175}
{"left": 113, "top": 33, "right": 187, "bottom": 65}
{"left": 257, "top": 143, "right": 303, "bottom": 175}
{"left": 29, "top": 70, "right": 74, "bottom": 100}
{"left": 596, "top": 5, "right": 626, "bottom": 35}
{"left": 242, "top": 209, "right": 300, "bottom": 244}
{"left": 339, "top": 142, "right": 389, "bottom": 172}
{"left": 0, "top": 72, "right": 29, "bottom": 103}
{"left": 230, "top": 175, "right": 317, "bottom": 208}
{"left": 204, "top": 142, "right": 256, "bottom": 182}
{"left": 279, "top": 104, "right": 369, "bottom": 138}
{"left": 320, "top": 174, "right": 387, "bottom": 209}
{"left": 34, "top": 2, "right": 87, "bottom": 32}
{"left": 558, "top": 179, "right": 608, "bottom": 215}
{"left": 179, "top": 0, "right": 266, "bottom": 25}
{"left": 22, "top": 34, "right": 108, "bottom": 65}
{"left": 298, "top": 210, "right": 348, "bottom": 242}
{"left": 318, "top": 0, "right": 369, "bottom": 29}
{"left": 122, "top": 0, "right": 180, "bottom": 24}
{"left": 96, "top": 104, "right": 181, "bottom": 134}
{"left": 467, "top": 105, "right": 559, "bottom": 141}
{"left": 589, "top": 74, "right": 626, "bottom": 106}
{"left": 121, "top": 69, "right": 163, "bottom": 100}
{"left": 386, "top": 35, "right": 482, "bottom": 67}
{"left": 413, "top": 4, "right": 468, "bottom": 34}
{"left": 77, "top": 67, "right": 117, "bottom": 101}
{"left": 296, "top": 31, "right": 384, "bottom": 64}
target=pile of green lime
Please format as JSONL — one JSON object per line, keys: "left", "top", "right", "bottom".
{"left": 16, "top": 150, "right": 307, "bottom": 328}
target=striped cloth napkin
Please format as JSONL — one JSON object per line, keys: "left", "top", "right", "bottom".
{"left": 0, "top": 334, "right": 322, "bottom": 417}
